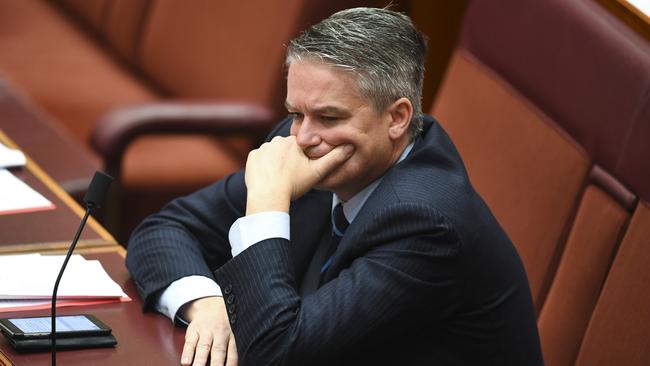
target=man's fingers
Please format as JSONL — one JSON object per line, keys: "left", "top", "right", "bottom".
{"left": 181, "top": 329, "right": 199, "bottom": 365}
{"left": 180, "top": 297, "right": 235, "bottom": 366}
{"left": 310, "top": 144, "right": 354, "bottom": 178}
{"left": 193, "top": 336, "right": 212, "bottom": 366}
{"left": 209, "top": 341, "right": 228, "bottom": 366}
{"left": 226, "top": 333, "right": 239, "bottom": 366}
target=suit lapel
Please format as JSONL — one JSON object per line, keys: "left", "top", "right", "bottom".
{"left": 320, "top": 133, "right": 428, "bottom": 283}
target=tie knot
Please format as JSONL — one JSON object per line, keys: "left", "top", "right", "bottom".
{"left": 332, "top": 203, "right": 349, "bottom": 237}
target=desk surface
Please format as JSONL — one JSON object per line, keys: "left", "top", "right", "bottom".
{"left": 0, "top": 79, "right": 116, "bottom": 253}
{"left": 0, "top": 252, "right": 186, "bottom": 366}
{"left": 0, "top": 82, "right": 185, "bottom": 365}
{"left": 0, "top": 130, "right": 116, "bottom": 254}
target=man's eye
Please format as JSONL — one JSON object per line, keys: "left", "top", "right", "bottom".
{"left": 320, "top": 115, "right": 339, "bottom": 122}
{"left": 289, "top": 112, "right": 303, "bottom": 120}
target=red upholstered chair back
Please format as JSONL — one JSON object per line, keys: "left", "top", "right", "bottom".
{"left": 45, "top": 0, "right": 374, "bottom": 240}
{"left": 431, "top": 0, "right": 650, "bottom": 365}
{"left": 58, "top": 0, "right": 370, "bottom": 120}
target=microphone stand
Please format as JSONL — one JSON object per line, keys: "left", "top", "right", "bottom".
{"left": 48, "top": 171, "right": 112, "bottom": 366}
{"left": 51, "top": 205, "right": 94, "bottom": 366}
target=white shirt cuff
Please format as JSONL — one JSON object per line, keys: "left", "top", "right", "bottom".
{"left": 228, "top": 211, "right": 290, "bottom": 257}
{"left": 155, "top": 275, "right": 223, "bottom": 322}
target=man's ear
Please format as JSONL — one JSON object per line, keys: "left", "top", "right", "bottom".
{"left": 386, "top": 97, "right": 413, "bottom": 140}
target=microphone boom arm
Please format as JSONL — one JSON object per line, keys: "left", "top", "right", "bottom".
{"left": 50, "top": 206, "right": 93, "bottom": 364}
{"left": 50, "top": 171, "right": 112, "bottom": 366}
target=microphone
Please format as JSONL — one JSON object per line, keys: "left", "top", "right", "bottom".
{"left": 82, "top": 171, "right": 113, "bottom": 208}
{"left": 51, "top": 171, "right": 113, "bottom": 366}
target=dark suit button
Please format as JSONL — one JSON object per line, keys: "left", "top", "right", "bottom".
{"left": 228, "top": 303, "right": 236, "bottom": 314}
{"left": 226, "top": 294, "right": 235, "bottom": 304}
{"left": 223, "top": 284, "right": 233, "bottom": 294}
{"left": 229, "top": 313, "right": 237, "bottom": 324}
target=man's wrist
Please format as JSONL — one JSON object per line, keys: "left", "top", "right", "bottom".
{"left": 157, "top": 276, "right": 222, "bottom": 322}
{"left": 180, "top": 296, "right": 223, "bottom": 322}
{"left": 246, "top": 187, "right": 290, "bottom": 215}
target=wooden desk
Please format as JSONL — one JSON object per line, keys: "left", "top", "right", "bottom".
{"left": 0, "top": 87, "right": 185, "bottom": 364}
{"left": 0, "top": 79, "right": 117, "bottom": 253}
{"left": 0, "top": 251, "right": 186, "bottom": 366}
{"left": 0, "top": 130, "right": 117, "bottom": 254}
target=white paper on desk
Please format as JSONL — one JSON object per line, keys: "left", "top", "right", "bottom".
{"left": 0, "top": 142, "right": 26, "bottom": 168}
{"left": 0, "top": 254, "right": 128, "bottom": 300}
{"left": 0, "top": 298, "right": 127, "bottom": 312}
{"left": 0, "top": 168, "right": 55, "bottom": 215}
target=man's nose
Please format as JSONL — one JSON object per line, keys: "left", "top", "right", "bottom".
{"left": 294, "top": 118, "right": 322, "bottom": 148}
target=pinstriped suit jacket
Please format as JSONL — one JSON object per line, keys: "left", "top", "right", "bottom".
{"left": 126, "top": 116, "right": 544, "bottom": 366}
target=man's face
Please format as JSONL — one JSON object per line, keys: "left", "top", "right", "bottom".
{"left": 286, "top": 61, "right": 405, "bottom": 200}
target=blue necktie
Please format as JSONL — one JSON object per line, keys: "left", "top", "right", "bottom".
{"left": 319, "top": 203, "right": 349, "bottom": 283}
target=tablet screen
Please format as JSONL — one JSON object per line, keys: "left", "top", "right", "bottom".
{"left": 8, "top": 315, "right": 99, "bottom": 333}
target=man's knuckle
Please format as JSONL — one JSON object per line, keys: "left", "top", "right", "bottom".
{"left": 211, "top": 344, "right": 227, "bottom": 353}
{"left": 196, "top": 342, "right": 212, "bottom": 351}
{"left": 184, "top": 330, "right": 199, "bottom": 342}
{"left": 216, "top": 323, "right": 230, "bottom": 332}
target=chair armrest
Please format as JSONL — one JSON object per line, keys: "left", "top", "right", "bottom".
{"left": 90, "top": 101, "right": 275, "bottom": 168}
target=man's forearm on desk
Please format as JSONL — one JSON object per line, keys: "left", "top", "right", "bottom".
{"left": 157, "top": 213, "right": 290, "bottom": 322}
{"left": 156, "top": 276, "right": 223, "bottom": 322}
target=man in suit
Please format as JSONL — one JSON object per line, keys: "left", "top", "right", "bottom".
{"left": 126, "top": 7, "right": 544, "bottom": 366}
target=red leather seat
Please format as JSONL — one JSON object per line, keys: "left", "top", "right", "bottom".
{"left": 0, "top": 0, "right": 373, "bottom": 241}
{"left": 431, "top": 0, "right": 650, "bottom": 364}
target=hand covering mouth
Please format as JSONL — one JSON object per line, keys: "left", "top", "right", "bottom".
{"left": 303, "top": 146, "right": 335, "bottom": 160}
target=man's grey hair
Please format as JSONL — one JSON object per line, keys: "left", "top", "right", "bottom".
{"left": 286, "top": 7, "right": 428, "bottom": 138}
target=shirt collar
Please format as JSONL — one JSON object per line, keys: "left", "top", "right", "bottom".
{"left": 332, "top": 141, "right": 415, "bottom": 223}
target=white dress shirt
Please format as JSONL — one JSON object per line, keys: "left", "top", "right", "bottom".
{"left": 156, "top": 142, "right": 414, "bottom": 322}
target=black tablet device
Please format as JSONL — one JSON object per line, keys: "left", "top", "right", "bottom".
{"left": 0, "top": 314, "right": 111, "bottom": 339}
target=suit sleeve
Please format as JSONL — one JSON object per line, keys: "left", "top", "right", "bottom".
{"left": 214, "top": 202, "right": 463, "bottom": 366}
{"left": 125, "top": 171, "right": 247, "bottom": 309}
{"left": 125, "top": 117, "right": 293, "bottom": 309}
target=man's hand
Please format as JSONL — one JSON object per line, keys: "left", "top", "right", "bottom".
{"left": 180, "top": 296, "right": 238, "bottom": 366}
{"left": 245, "top": 136, "right": 354, "bottom": 214}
